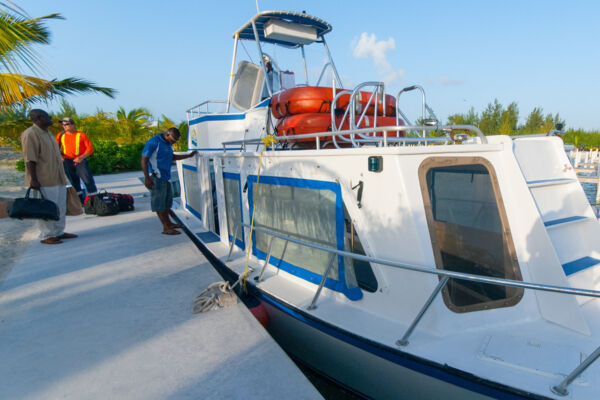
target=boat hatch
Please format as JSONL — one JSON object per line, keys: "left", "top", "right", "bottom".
{"left": 234, "top": 11, "right": 332, "bottom": 48}
{"left": 247, "top": 175, "right": 363, "bottom": 300}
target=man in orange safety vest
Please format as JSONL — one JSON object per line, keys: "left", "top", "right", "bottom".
{"left": 56, "top": 117, "right": 98, "bottom": 202}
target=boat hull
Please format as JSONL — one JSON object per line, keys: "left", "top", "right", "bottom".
{"left": 179, "top": 221, "right": 540, "bottom": 400}
{"left": 258, "top": 293, "right": 530, "bottom": 400}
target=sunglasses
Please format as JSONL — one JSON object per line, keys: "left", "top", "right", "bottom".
{"left": 62, "top": 122, "right": 73, "bottom": 126}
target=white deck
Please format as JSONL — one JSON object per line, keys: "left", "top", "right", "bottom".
{"left": 0, "top": 171, "right": 321, "bottom": 400}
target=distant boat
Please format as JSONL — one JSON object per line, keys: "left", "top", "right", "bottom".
{"left": 176, "top": 10, "right": 600, "bottom": 399}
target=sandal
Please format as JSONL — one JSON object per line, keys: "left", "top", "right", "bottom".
{"left": 162, "top": 229, "right": 181, "bottom": 235}
{"left": 59, "top": 232, "right": 78, "bottom": 239}
{"left": 41, "top": 237, "right": 63, "bottom": 245}
{"left": 169, "top": 224, "right": 185, "bottom": 229}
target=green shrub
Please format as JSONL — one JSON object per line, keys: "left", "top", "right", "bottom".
{"left": 15, "top": 158, "right": 25, "bottom": 171}
{"left": 88, "top": 140, "right": 144, "bottom": 174}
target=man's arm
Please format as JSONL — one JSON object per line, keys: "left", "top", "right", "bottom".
{"left": 141, "top": 156, "right": 153, "bottom": 190}
{"left": 21, "top": 130, "right": 40, "bottom": 190}
{"left": 74, "top": 134, "right": 93, "bottom": 164}
{"left": 73, "top": 151, "right": 92, "bottom": 164}
{"left": 26, "top": 161, "right": 41, "bottom": 190}
{"left": 172, "top": 151, "right": 197, "bottom": 161}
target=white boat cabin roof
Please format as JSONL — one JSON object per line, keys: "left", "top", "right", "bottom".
{"left": 233, "top": 10, "right": 332, "bottom": 48}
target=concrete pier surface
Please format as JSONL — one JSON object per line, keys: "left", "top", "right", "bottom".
{"left": 0, "top": 171, "right": 321, "bottom": 400}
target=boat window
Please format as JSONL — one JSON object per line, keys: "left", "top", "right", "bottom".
{"left": 343, "top": 205, "right": 377, "bottom": 292}
{"left": 248, "top": 176, "right": 362, "bottom": 300}
{"left": 419, "top": 157, "right": 523, "bottom": 313}
{"left": 223, "top": 173, "right": 244, "bottom": 248}
{"left": 230, "top": 61, "right": 265, "bottom": 111}
{"left": 182, "top": 164, "right": 202, "bottom": 220}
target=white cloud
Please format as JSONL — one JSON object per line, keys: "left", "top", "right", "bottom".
{"left": 352, "top": 33, "right": 405, "bottom": 85}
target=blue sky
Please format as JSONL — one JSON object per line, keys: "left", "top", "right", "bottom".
{"left": 24, "top": 0, "right": 600, "bottom": 130}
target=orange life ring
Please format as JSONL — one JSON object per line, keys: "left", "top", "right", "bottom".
{"left": 336, "top": 92, "right": 396, "bottom": 117}
{"left": 271, "top": 87, "right": 396, "bottom": 118}
{"left": 270, "top": 86, "right": 341, "bottom": 118}
{"left": 276, "top": 113, "right": 404, "bottom": 144}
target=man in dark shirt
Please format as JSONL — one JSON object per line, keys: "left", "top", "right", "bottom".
{"left": 141, "top": 127, "right": 196, "bottom": 234}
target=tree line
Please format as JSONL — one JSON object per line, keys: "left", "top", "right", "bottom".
{"left": 0, "top": 100, "right": 188, "bottom": 149}
{"left": 446, "top": 99, "right": 599, "bottom": 148}
{"left": 5, "top": 101, "right": 188, "bottom": 175}
{"left": 447, "top": 99, "right": 564, "bottom": 135}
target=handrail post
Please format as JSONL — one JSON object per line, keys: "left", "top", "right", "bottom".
{"left": 307, "top": 253, "right": 337, "bottom": 310}
{"left": 276, "top": 239, "right": 289, "bottom": 272}
{"left": 226, "top": 224, "right": 241, "bottom": 261}
{"left": 551, "top": 345, "right": 600, "bottom": 396}
{"left": 396, "top": 277, "right": 449, "bottom": 347}
{"left": 258, "top": 235, "right": 276, "bottom": 282}
{"left": 258, "top": 238, "right": 289, "bottom": 282}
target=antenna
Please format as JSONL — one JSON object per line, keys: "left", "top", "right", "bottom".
{"left": 255, "top": 0, "right": 260, "bottom": 13}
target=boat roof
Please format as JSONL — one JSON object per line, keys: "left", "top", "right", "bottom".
{"left": 233, "top": 10, "right": 332, "bottom": 48}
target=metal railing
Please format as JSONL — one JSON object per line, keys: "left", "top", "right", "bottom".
{"left": 186, "top": 100, "right": 228, "bottom": 120}
{"left": 224, "top": 222, "right": 600, "bottom": 395}
{"left": 221, "top": 124, "right": 488, "bottom": 152}
{"left": 316, "top": 62, "right": 336, "bottom": 87}
{"left": 396, "top": 85, "right": 440, "bottom": 138}
{"left": 329, "top": 82, "right": 391, "bottom": 148}
{"left": 511, "top": 128, "right": 566, "bottom": 140}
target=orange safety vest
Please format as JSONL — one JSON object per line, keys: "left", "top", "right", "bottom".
{"left": 60, "top": 132, "right": 81, "bottom": 156}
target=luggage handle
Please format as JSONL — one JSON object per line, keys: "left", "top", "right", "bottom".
{"left": 25, "top": 187, "right": 45, "bottom": 200}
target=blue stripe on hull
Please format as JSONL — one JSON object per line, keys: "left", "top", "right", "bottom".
{"left": 189, "top": 114, "right": 246, "bottom": 126}
{"left": 188, "top": 100, "right": 269, "bottom": 126}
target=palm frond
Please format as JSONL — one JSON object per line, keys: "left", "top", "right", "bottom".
{"left": 0, "top": 72, "right": 50, "bottom": 109}
{"left": 0, "top": 2, "right": 28, "bottom": 18}
{"left": 48, "top": 77, "right": 117, "bottom": 99}
{"left": 0, "top": 11, "right": 63, "bottom": 74}
{"left": 0, "top": 74, "right": 117, "bottom": 109}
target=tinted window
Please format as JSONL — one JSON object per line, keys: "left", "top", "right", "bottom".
{"left": 343, "top": 205, "right": 377, "bottom": 292}
{"left": 223, "top": 175, "right": 243, "bottom": 248}
{"left": 421, "top": 159, "right": 523, "bottom": 312}
{"left": 253, "top": 182, "right": 340, "bottom": 279}
{"left": 183, "top": 166, "right": 202, "bottom": 218}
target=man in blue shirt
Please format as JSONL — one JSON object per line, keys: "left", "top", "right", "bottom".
{"left": 141, "top": 127, "right": 196, "bottom": 234}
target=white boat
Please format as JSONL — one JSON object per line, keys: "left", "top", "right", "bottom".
{"left": 175, "top": 10, "right": 600, "bottom": 399}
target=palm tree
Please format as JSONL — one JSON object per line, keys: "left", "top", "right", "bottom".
{"left": 115, "top": 106, "right": 152, "bottom": 143}
{"left": 0, "top": 5, "right": 116, "bottom": 110}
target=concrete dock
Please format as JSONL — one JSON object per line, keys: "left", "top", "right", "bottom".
{"left": 0, "top": 172, "right": 322, "bottom": 399}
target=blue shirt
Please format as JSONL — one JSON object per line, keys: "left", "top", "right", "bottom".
{"left": 142, "top": 134, "right": 173, "bottom": 181}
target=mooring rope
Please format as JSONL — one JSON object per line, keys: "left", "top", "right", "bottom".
{"left": 242, "top": 135, "right": 278, "bottom": 293}
{"left": 192, "top": 135, "right": 277, "bottom": 312}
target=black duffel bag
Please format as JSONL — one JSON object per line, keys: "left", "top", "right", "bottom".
{"left": 84, "top": 191, "right": 120, "bottom": 216}
{"left": 111, "top": 193, "right": 134, "bottom": 212}
{"left": 9, "top": 188, "right": 60, "bottom": 221}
